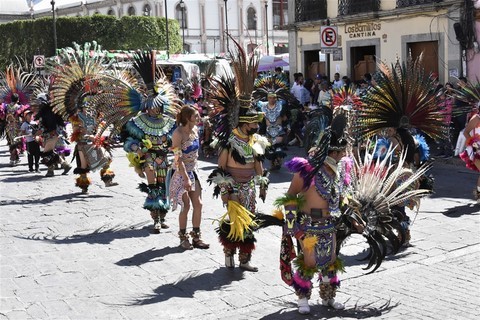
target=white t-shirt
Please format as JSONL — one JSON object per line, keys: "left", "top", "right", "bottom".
{"left": 20, "top": 121, "right": 36, "bottom": 142}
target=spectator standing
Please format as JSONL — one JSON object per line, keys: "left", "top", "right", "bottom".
{"left": 20, "top": 110, "right": 41, "bottom": 173}
{"left": 331, "top": 73, "right": 344, "bottom": 90}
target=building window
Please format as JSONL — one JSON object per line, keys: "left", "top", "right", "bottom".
{"left": 175, "top": 3, "right": 187, "bottom": 29}
{"left": 127, "top": 6, "right": 135, "bottom": 16}
{"left": 107, "top": 8, "right": 115, "bottom": 16}
{"left": 247, "top": 7, "right": 257, "bottom": 30}
{"left": 143, "top": 4, "right": 151, "bottom": 16}
{"left": 273, "top": 0, "right": 288, "bottom": 27}
{"left": 338, "top": 0, "right": 380, "bottom": 16}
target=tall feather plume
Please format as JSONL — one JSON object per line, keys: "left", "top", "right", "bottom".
{"left": 228, "top": 35, "right": 259, "bottom": 101}
{"left": 207, "top": 34, "right": 259, "bottom": 149}
{"left": 355, "top": 55, "right": 447, "bottom": 141}
{"left": 208, "top": 73, "right": 239, "bottom": 148}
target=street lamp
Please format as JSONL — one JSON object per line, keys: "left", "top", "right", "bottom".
{"left": 51, "top": 0, "right": 57, "bottom": 54}
{"left": 180, "top": 0, "right": 185, "bottom": 54}
{"left": 223, "top": 0, "right": 229, "bottom": 53}
{"left": 265, "top": 0, "right": 269, "bottom": 55}
{"left": 164, "top": 0, "right": 169, "bottom": 59}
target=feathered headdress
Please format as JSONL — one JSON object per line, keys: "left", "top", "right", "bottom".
{"left": 48, "top": 41, "right": 110, "bottom": 120}
{"left": 209, "top": 35, "right": 263, "bottom": 149}
{"left": 355, "top": 56, "right": 447, "bottom": 141}
{"left": 0, "top": 64, "right": 35, "bottom": 105}
{"left": 85, "top": 50, "right": 181, "bottom": 140}
{"left": 251, "top": 74, "right": 300, "bottom": 108}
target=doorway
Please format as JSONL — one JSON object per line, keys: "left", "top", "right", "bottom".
{"left": 350, "top": 45, "right": 376, "bottom": 82}
{"left": 303, "top": 50, "right": 325, "bottom": 81}
{"left": 408, "top": 41, "right": 438, "bottom": 76}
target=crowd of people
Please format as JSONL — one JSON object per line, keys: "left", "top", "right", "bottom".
{"left": 1, "top": 42, "right": 479, "bottom": 314}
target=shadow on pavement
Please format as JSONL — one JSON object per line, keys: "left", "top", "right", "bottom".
{"left": 1, "top": 193, "right": 112, "bottom": 206}
{"left": 260, "top": 298, "right": 398, "bottom": 319}
{"left": 442, "top": 203, "right": 480, "bottom": 217}
{"left": 17, "top": 223, "right": 151, "bottom": 245}
{"left": 115, "top": 246, "right": 184, "bottom": 266}
{"left": 340, "top": 248, "right": 412, "bottom": 269}
{"left": 130, "top": 268, "right": 245, "bottom": 305}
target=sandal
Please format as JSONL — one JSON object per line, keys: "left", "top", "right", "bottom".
{"left": 190, "top": 231, "right": 209, "bottom": 249}
{"left": 179, "top": 232, "right": 193, "bottom": 250}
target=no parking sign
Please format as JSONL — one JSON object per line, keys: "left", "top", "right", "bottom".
{"left": 320, "top": 26, "right": 338, "bottom": 48}
{"left": 33, "top": 55, "right": 45, "bottom": 68}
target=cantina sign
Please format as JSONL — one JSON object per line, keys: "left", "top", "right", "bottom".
{"left": 345, "top": 22, "right": 381, "bottom": 38}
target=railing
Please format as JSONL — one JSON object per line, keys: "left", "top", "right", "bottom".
{"left": 396, "top": 0, "right": 442, "bottom": 8}
{"left": 338, "top": 0, "right": 380, "bottom": 16}
{"left": 295, "top": 0, "right": 327, "bottom": 23}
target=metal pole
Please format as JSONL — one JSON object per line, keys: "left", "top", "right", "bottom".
{"left": 164, "top": 0, "right": 169, "bottom": 59}
{"left": 265, "top": 1, "right": 268, "bottom": 55}
{"left": 180, "top": 0, "right": 185, "bottom": 53}
{"left": 50, "top": 0, "right": 57, "bottom": 54}
{"left": 224, "top": 0, "right": 229, "bottom": 53}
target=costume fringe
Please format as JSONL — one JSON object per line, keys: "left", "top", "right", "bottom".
{"left": 75, "top": 175, "right": 91, "bottom": 189}
{"left": 216, "top": 200, "right": 258, "bottom": 242}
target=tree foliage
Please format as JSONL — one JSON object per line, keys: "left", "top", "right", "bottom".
{"left": 0, "top": 15, "right": 181, "bottom": 69}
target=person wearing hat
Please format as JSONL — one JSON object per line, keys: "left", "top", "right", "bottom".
{"left": 20, "top": 109, "right": 41, "bottom": 172}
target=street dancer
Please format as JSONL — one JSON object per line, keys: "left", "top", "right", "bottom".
{"left": 253, "top": 75, "right": 299, "bottom": 170}
{"left": 276, "top": 128, "right": 350, "bottom": 313}
{"left": 0, "top": 93, "right": 28, "bottom": 166}
{"left": 208, "top": 37, "right": 270, "bottom": 271}
{"left": 48, "top": 43, "right": 115, "bottom": 189}
{"left": 356, "top": 57, "right": 446, "bottom": 244}
{"left": 119, "top": 51, "right": 181, "bottom": 232}
{"left": 455, "top": 80, "right": 480, "bottom": 202}
{"left": 170, "top": 105, "right": 209, "bottom": 249}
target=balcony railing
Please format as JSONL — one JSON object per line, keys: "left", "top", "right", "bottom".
{"left": 397, "top": 0, "right": 442, "bottom": 8}
{"left": 338, "top": 0, "right": 380, "bottom": 16}
{"left": 295, "top": 0, "right": 327, "bottom": 23}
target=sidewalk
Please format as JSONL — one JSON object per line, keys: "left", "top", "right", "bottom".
{"left": 0, "top": 143, "right": 479, "bottom": 319}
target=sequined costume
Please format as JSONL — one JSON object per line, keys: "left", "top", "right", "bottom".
{"left": 169, "top": 133, "right": 200, "bottom": 211}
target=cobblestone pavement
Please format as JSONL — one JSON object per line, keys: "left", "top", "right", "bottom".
{"left": 1, "top": 143, "right": 479, "bottom": 319}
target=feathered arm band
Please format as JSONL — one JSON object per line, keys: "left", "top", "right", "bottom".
{"left": 255, "top": 169, "right": 270, "bottom": 190}
{"left": 207, "top": 167, "right": 235, "bottom": 198}
{"left": 284, "top": 157, "right": 315, "bottom": 190}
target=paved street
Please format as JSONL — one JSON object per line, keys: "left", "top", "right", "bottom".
{"left": 1, "top": 142, "right": 479, "bottom": 320}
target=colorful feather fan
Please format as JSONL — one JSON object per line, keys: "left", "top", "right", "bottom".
{"left": 48, "top": 41, "right": 110, "bottom": 120}
{"left": 355, "top": 56, "right": 447, "bottom": 141}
